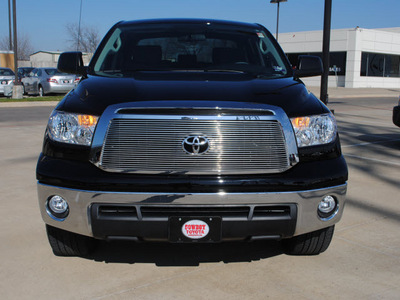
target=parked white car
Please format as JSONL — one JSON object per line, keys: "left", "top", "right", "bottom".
{"left": 0, "top": 68, "right": 15, "bottom": 96}
{"left": 21, "top": 67, "right": 79, "bottom": 96}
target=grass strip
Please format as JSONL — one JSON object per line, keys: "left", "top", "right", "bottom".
{"left": 0, "top": 95, "right": 63, "bottom": 103}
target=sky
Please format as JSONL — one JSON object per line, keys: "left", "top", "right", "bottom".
{"left": 1, "top": 0, "right": 399, "bottom": 53}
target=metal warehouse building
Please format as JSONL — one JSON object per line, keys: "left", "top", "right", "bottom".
{"left": 29, "top": 51, "right": 92, "bottom": 68}
{"left": 279, "top": 27, "right": 400, "bottom": 88}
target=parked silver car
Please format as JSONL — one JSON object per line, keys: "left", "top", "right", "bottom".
{"left": 21, "top": 68, "right": 78, "bottom": 96}
{"left": 0, "top": 68, "right": 15, "bottom": 96}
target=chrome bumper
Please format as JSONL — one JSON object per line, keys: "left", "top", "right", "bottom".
{"left": 37, "top": 182, "right": 347, "bottom": 238}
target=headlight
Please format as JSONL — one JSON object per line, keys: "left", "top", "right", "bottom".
{"left": 47, "top": 111, "right": 98, "bottom": 146}
{"left": 291, "top": 113, "right": 337, "bottom": 147}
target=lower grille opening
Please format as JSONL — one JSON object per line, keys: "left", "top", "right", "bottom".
{"left": 94, "top": 204, "right": 294, "bottom": 220}
{"left": 90, "top": 203, "right": 297, "bottom": 240}
{"left": 98, "top": 205, "right": 137, "bottom": 217}
{"left": 253, "top": 205, "right": 291, "bottom": 218}
{"left": 141, "top": 206, "right": 250, "bottom": 219}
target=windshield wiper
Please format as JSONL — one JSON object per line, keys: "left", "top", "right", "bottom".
{"left": 205, "top": 69, "right": 245, "bottom": 73}
{"left": 101, "top": 69, "right": 122, "bottom": 73}
{"left": 123, "top": 69, "right": 167, "bottom": 72}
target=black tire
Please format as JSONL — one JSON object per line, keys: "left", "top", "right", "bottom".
{"left": 22, "top": 84, "right": 26, "bottom": 95}
{"left": 282, "top": 225, "right": 335, "bottom": 255}
{"left": 46, "top": 224, "right": 96, "bottom": 257}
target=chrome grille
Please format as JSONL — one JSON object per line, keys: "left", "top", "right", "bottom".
{"left": 99, "top": 117, "right": 290, "bottom": 174}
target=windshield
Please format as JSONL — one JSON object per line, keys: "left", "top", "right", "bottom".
{"left": 91, "top": 22, "right": 290, "bottom": 78}
{"left": 45, "top": 69, "right": 69, "bottom": 76}
{"left": 0, "top": 68, "right": 15, "bottom": 76}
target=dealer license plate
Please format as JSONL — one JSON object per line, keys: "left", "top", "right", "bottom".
{"left": 169, "top": 216, "right": 221, "bottom": 242}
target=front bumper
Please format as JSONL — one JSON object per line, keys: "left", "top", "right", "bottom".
{"left": 0, "top": 83, "right": 13, "bottom": 95}
{"left": 38, "top": 182, "right": 347, "bottom": 241}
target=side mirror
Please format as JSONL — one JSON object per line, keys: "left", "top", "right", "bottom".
{"left": 294, "top": 55, "right": 323, "bottom": 78}
{"left": 57, "top": 51, "right": 87, "bottom": 77}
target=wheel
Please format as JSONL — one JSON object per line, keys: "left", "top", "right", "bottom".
{"left": 38, "top": 85, "right": 44, "bottom": 97}
{"left": 282, "top": 225, "right": 335, "bottom": 255}
{"left": 46, "top": 224, "right": 96, "bottom": 256}
{"left": 22, "top": 84, "right": 26, "bottom": 95}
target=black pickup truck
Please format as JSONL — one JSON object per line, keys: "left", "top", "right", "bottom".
{"left": 37, "top": 19, "right": 348, "bottom": 256}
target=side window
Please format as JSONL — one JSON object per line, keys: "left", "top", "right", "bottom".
{"left": 37, "top": 69, "right": 42, "bottom": 77}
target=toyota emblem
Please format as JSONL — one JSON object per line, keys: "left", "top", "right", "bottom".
{"left": 182, "top": 135, "right": 210, "bottom": 155}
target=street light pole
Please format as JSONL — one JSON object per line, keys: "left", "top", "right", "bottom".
{"left": 77, "top": 0, "right": 83, "bottom": 51}
{"left": 270, "top": 0, "right": 287, "bottom": 42}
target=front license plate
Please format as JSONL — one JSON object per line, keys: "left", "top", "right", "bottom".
{"left": 169, "top": 216, "right": 222, "bottom": 242}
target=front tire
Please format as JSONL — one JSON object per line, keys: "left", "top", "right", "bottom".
{"left": 282, "top": 225, "right": 335, "bottom": 255}
{"left": 46, "top": 225, "right": 96, "bottom": 257}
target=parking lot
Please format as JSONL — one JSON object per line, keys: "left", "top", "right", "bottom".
{"left": 0, "top": 90, "right": 399, "bottom": 299}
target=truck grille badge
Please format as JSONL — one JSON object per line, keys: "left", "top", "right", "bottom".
{"left": 182, "top": 135, "right": 210, "bottom": 155}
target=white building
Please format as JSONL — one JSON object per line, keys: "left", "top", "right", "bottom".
{"left": 279, "top": 27, "right": 400, "bottom": 88}
{"left": 29, "top": 51, "right": 92, "bottom": 68}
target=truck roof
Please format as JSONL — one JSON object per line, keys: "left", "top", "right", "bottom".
{"left": 117, "top": 18, "right": 262, "bottom": 30}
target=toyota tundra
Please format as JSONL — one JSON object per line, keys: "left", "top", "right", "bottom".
{"left": 37, "top": 19, "right": 348, "bottom": 256}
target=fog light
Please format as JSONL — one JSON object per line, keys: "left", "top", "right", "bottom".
{"left": 318, "top": 195, "right": 338, "bottom": 220}
{"left": 46, "top": 195, "right": 69, "bottom": 221}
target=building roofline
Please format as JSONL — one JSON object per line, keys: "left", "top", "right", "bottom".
{"left": 30, "top": 50, "right": 63, "bottom": 56}
{"left": 280, "top": 27, "right": 400, "bottom": 35}
{"left": 30, "top": 50, "right": 92, "bottom": 56}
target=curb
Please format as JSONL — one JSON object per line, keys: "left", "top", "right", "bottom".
{"left": 325, "top": 94, "right": 399, "bottom": 99}
{"left": 307, "top": 87, "right": 400, "bottom": 100}
{"left": 0, "top": 101, "right": 58, "bottom": 108}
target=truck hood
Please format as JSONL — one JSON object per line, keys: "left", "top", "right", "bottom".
{"left": 58, "top": 72, "right": 327, "bottom": 117}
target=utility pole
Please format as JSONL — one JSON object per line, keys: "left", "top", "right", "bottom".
{"left": 8, "top": 0, "right": 12, "bottom": 50}
{"left": 12, "top": 0, "right": 23, "bottom": 98}
{"left": 12, "top": 0, "right": 18, "bottom": 83}
{"left": 270, "top": 0, "right": 287, "bottom": 42}
{"left": 320, "top": 0, "right": 332, "bottom": 105}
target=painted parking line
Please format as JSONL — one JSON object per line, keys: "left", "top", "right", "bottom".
{"left": 336, "top": 119, "right": 393, "bottom": 127}
{"left": 343, "top": 154, "right": 400, "bottom": 166}
{"left": 342, "top": 138, "right": 400, "bottom": 148}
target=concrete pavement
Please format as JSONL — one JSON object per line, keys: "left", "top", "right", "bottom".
{"left": 308, "top": 86, "right": 400, "bottom": 99}
{"left": 0, "top": 93, "right": 399, "bottom": 299}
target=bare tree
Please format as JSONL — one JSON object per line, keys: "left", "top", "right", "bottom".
{"left": 0, "top": 33, "right": 34, "bottom": 60}
{"left": 66, "top": 23, "right": 100, "bottom": 54}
